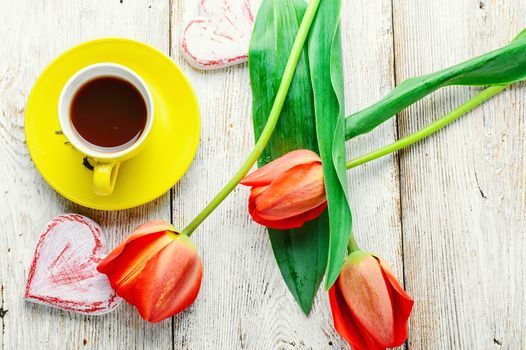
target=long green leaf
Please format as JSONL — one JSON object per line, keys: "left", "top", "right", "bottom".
{"left": 346, "top": 28, "right": 526, "bottom": 139}
{"left": 249, "top": 0, "right": 328, "bottom": 314}
{"left": 307, "top": 0, "right": 350, "bottom": 289}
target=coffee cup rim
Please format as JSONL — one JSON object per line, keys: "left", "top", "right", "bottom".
{"left": 58, "top": 62, "right": 154, "bottom": 160}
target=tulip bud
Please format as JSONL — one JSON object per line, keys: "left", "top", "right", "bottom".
{"left": 97, "top": 221, "right": 202, "bottom": 323}
{"left": 241, "top": 149, "right": 327, "bottom": 229}
{"left": 328, "top": 251, "right": 413, "bottom": 350}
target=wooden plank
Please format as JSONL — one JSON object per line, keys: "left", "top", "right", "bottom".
{"left": 0, "top": 1, "right": 172, "bottom": 349}
{"left": 343, "top": 0, "right": 405, "bottom": 324}
{"left": 393, "top": 0, "right": 526, "bottom": 348}
{"left": 170, "top": 0, "right": 400, "bottom": 348}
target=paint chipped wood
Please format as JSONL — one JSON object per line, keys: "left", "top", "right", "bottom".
{"left": 0, "top": 0, "right": 524, "bottom": 349}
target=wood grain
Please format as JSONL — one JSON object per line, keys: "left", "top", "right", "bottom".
{"left": 1, "top": 0, "right": 525, "bottom": 349}
{"left": 170, "top": 0, "right": 400, "bottom": 349}
{"left": 393, "top": 0, "right": 526, "bottom": 349}
{"left": 0, "top": 0, "right": 171, "bottom": 349}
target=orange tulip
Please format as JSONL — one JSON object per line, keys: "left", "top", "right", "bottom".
{"left": 97, "top": 221, "right": 202, "bottom": 323}
{"left": 329, "top": 251, "right": 413, "bottom": 350}
{"left": 240, "top": 149, "right": 327, "bottom": 229}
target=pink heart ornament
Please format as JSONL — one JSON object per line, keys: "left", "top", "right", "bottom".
{"left": 181, "top": 0, "right": 256, "bottom": 70}
{"left": 25, "top": 214, "right": 121, "bottom": 315}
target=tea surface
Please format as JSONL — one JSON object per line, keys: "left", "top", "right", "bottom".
{"left": 70, "top": 77, "right": 147, "bottom": 149}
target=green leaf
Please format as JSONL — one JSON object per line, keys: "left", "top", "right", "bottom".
{"left": 346, "top": 27, "right": 526, "bottom": 139}
{"left": 307, "top": 0, "right": 350, "bottom": 289}
{"left": 268, "top": 212, "right": 329, "bottom": 314}
{"left": 249, "top": 0, "right": 328, "bottom": 314}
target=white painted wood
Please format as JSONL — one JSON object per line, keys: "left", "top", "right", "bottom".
{"left": 1, "top": 0, "right": 525, "bottom": 349}
{"left": 170, "top": 0, "right": 401, "bottom": 349}
{"left": 0, "top": 0, "right": 172, "bottom": 349}
{"left": 394, "top": 0, "right": 526, "bottom": 349}
{"left": 342, "top": 0, "right": 406, "bottom": 338}
{"left": 343, "top": 0, "right": 407, "bottom": 349}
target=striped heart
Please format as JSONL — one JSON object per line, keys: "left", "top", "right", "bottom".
{"left": 25, "top": 214, "right": 121, "bottom": 315}
{"left": 181, "top": 0, "right": 256, "bottom": 70}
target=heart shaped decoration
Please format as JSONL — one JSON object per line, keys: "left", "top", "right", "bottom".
{"left": 181, "top": 0, "right": 256, "bottom": 70}
{"left": 25, "top": 214, "right": 121, "bottom": 315}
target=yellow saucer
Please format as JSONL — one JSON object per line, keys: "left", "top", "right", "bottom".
{"left": 25, "top": 38, "right": 200, "bottom": 210}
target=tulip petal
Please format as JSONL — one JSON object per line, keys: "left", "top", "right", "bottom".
{"left": 339, "top": 255, "right": 395, "bottom": 347}
{"left": 250, "top": 202, "right": 327, "bottom": 230}
{"left": 131, "top": 221, "right": 178, "bottom": 237}
{"left": 98, "top": 220, "right": 177, "bottom": 270}
{"left": 255, "top": 163, "right": 325, "bottom": 220}
{"left": 98, "top": 231, "right": 174, "bottom": 298}
{"left": 250, "top": 185, "right": 268, "bottom": 199}
{"left": 133, "top": 236, "right": 202, "bottom": 323}
{"left": 248, "top": 177, "right": 326, "bottom": 230}
{"left": 376, "top": 256, "right": 414, "bottom": 347}
{"left": 241, "top": 149, "right": 321, "bottom": 186}
{"left": 329, "top": 283, "right": 382, "bottom": 350}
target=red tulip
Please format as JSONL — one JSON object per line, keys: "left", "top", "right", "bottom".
{"left": 240, "top": 149, "right": 327, "bottom": 229}
{"left": 329, "top": 251, "right": 413, "bottom": 350}
{"left": 97, "top": 221, "right": 202, "bottom": 323}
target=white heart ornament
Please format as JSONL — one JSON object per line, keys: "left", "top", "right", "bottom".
{"left": 25, "top": 214, "right": 121, "bottom": 315}
{"left": 181, "top": 0, "right": 256, "bottom": 70}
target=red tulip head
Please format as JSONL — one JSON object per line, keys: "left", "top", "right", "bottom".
{"left": 240, "top": 149, "right": 327, "bottom": 230}
{"left": 97, "top": 221, "right": 202, "bottom": 323}
{"left": 329, "top": 251, "right": 413, "bottom": 350}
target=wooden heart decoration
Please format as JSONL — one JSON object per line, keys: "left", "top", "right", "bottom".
{"left": 25, "top": 214, "right": 121, "bottom": 315}
{"left": 181, "top": 0, "right": 256, "bottom": 70}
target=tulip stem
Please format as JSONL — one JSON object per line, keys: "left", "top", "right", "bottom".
{"left": 345, "top": 85, "right": 509, "bottom": 170}
{"left": 181, "top": 0, "right": 321, "bottom": 236}
{"left": 347, "top": 235, "right": 360, "bottom": 254}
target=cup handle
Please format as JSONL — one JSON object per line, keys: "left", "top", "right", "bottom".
{"left": 93, "top": 161, "right": 120, "bottom": 196}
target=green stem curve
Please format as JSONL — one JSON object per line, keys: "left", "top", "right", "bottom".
{"left": 347, "top": 235, "right": 359, "bottom": 254}
{"left": 345, "top": 85, "right": 509, "bottom": 170}
{"left": 181, "top": 0, "right": 321, "bottom": 236}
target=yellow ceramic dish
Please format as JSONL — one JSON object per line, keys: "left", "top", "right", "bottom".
{"left": 25, "top": 38, "right": 200, "bottom": 210}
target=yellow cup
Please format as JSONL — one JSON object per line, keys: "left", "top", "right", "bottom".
{"left": 58, "top": 63, "right": 154, "bottom": 196}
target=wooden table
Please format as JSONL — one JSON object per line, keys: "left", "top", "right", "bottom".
{"left": 1, "top": 0, "right": 525, "bottom": 349}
